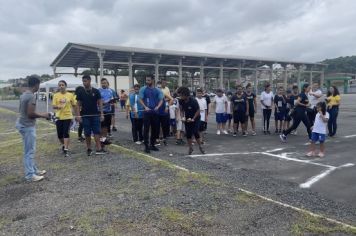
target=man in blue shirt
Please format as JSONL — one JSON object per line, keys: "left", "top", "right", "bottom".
{"left": 139, "top": 74, "right": 164, "bottom": 153}
{"left": 98, "top": 78, "right": 114, "bottom": 146}
{"left": 128, "top": 84, "right": 144, "bottom": 144}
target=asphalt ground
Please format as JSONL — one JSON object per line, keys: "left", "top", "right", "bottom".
{"left": 0, "top": 94, "right": 356, "bottom": 233}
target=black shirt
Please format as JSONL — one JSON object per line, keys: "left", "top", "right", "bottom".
{"left": 274, "top": 95, "right": 287, "bottom": 112}
{"left": 244, "top": 92, "right": 256, "bottom": 111}
{"left": 180, "top": 97, "right": 200, "bottom": 120}
{"left": 296, "top": 92, "right": 309, "bottom": 111}
{"left": 231, "top": 94, "right": 247, "bottom": 113}
{"left": 76, "top": 87, "right": 102, "bottom": 115}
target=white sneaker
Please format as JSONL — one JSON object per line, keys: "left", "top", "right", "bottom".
{"left": 223, "top": 130, "right": 228, "bottom": 135}
{"left": 30, "top": 175, "right": 44, "bottom": 182}
{"left": 318, "top": 152, "right": 325, "bottom": 158}
{"left": 37, "top": 170, "right": 46, "bottom": 175}
{"left": 216, "top": 130, "right": 221, "bottom": 135}
{"left": 135, "top": 141, "right": 142, "bottom": 145}
{"left": 251, "top": 131, "right": 257, "bottom": 136}
{"left": 306, "top": 151, "right": 315, "bottom": 157}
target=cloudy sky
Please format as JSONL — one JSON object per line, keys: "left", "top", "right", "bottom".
{"left": 1, "top": 0, "right": 356, "bottom": 80}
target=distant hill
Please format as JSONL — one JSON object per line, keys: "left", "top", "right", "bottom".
{"left": 321, "top": 56, "right": 356, "bottom": 74}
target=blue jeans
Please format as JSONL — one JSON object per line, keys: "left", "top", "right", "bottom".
{"left": 327, "top": 107, "right": 339, "bottom": 136}
{"left": 16, "top": 122, "right": 38, "bottom": 180}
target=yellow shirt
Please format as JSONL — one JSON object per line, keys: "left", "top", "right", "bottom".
{"left": 52, "top": 92, "right": 77, "bottom": 120}
{"left": 161, "top": 87, "right": 173, "bottom": 101}
{"left": 326, "top": 95, "right": 341, "bottom": 108}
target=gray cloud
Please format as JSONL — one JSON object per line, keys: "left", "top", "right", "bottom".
{"left": 1, "top": 0, "right": 356, "bottom": 80}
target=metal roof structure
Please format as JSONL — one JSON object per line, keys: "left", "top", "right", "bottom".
{"left": 50, "top": 42, "right": 327, "bottom": 89}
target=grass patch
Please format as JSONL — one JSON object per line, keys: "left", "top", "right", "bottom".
{"left": 235, "top": 191, "right": 261, "bottom": 204}
{"left": 0, "top": 174, "right": 21, "bottom": 187}
{"left": 291, "top": 213, "right": 356, "bottom": 235}
{"left": 0, "top": 217, "right": 11, "bottom": 231}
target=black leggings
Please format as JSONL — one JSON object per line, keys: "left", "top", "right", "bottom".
{"left": 158, "top": 115, "right": 170, "bottom": 139}
{"left": 56, "top": 119, "right": 71, "bottom": 139}
{"left": 263, "top": 109, "right": 272, "bottom": 131}
{"left": 284, "top": 109, "right": 311, "bottom": 139}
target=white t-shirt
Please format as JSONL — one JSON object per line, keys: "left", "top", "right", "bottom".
{"left": 196, "top": 97, "right": 208, "bottom": 121}
{"left": 226, "top": 101, "right": 232, "bottom": 114}
{"left": 308, "top": 89, "right": 323, "bottom": 108}
{"left": 169, "top": 104, "right": 176, "bottom": 119}
{"left": 260, "top": 91, "right": 274, "bottom": 109}
{"left": 215, "top": 95, "right": 227, "bottom": 113}
{"left": 312, "top": 112, "right": 329, "bottom": 134}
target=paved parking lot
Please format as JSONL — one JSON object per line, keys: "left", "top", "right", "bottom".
{"left": 1, "top": 94, "right": 355, "bottom": 209}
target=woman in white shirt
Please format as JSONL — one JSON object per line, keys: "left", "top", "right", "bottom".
{"left": 260, "top": 84, "right": 274, "bottom": 134}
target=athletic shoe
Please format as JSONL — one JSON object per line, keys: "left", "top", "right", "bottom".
{"left": 188, "top": 147, "right": 193, "bottom": 155}
{"left": 291, "top": 130, "right": 297, "bottom": 135}
{"left": 176, "top": 139, "right": 185, "bottom": 145}
{"left": 264, "top": 131, "right": 267, "bottom": 135}
{"left": 87, "top": 149, "right": 93, "bottom": 156}
{"left": 108, "top": 133, "right": 113, "bottom": 138}
{"left": 233, "top": 132, "right": 237, "bottom": 137}
{"left": 102, "top": 139, "right": 112, "bottom": 146}
{"left": 217, "top": 130, "right": 221, "bottom": 135}
{"left": 28, "top": 175, "right": 44, "bottom": 182}
{"left": 251, "top": 131, "right": 257, "bottom": 136}
{"left": 163, "top": 140, "right": 168, "bottom": 146}
{"left": 199, "top": 146, "right": 205, "bottom": 154}
{"left": 242, "top": 132, "right": 247, "bottom": 137}
{"left": 135, "top": 141, "right": 142, "bottom": 145}
{"left": 150, "top": 146, "right": 159, "bottom": 151}
{"left": 267, "top": 131, "right": 271, "bottom": 135}
{"left": 306, "top": 151, "right": 315, "bottom": 157}
{"left": 223, "top": 130, "right": 228, "bottom": 135}
{"left": 95, "top": 149, "right": 106, "bottom": 155}
{"left": 112, "top": 127, "right": 118, "bottom": 132}
{"left": 61, "top": 145, "right": 65, "bottom": 153}
{"left": 78, "top": 137, "right": 85, "bottom": 142}
{"left": 279, "top": 134, "right": 287, "bottom": 142}
{"left": 318, "top": 152, "right": 325, "bottom": 158}
{"left": 64, "top": 149, "right": 70, "bottom": 157}
{"left": 37, "top": 170, "right": 46, "bottom": 176}
{"left": 144, "top": 146, "right": 150, "bottom": 153}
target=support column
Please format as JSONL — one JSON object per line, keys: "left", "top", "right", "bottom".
{"left": 155, "top": 57, "right": 159, "bottom": 81}
{"left": 52, "top": 66, "right": 57, "bottom": 78}
{"left": 309, "top": 71, "right": 313, "bottom": 85}
{"left": 97, "top": 51, "right": 104, "bottom": 87}
{"left": 269, "top": 69, "right": 273, "bottom": 86}
{"left": 200, "top": 62, "right": 204, "bottom": 89}
{"left": 297, "top": 69, "right": 301, "bottom": 89}
{"left": 283, "top": 69, "right": 288, "bottom": 89}
{"left": 255, "top": 69, "right": 258, "bottom": 94}
{"left": 237, "top": 64, "right": 242, "bottom": 84}
{"left": 128, "top": 54, "right": 133, "bottom": 88}
{"left": 178, "top": 58, "right": 183, "bottom": 87}
{"left": 320, "top": 70, "right": 325, "bottom": 91}
{"left": 219, "top": 62, "right": 224, "bottom": 89}
{"left": 74, "top": 67, "right": 78, "bottom": 77}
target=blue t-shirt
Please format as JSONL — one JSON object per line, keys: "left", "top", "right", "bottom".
{"left": 129, "top": 93, "right": 144, "bottom": 119}
{"left": 139, "top": 86, "right": 164, "bottom": 112}
{"left": 158, "top": 100, "right": 169, "bottom": 116}
{"left": 99, "top": 88, "right": 113, "bottom": 113}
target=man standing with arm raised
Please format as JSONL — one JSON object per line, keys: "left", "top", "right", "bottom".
{"left": 139, "top": 74, "right": 164, "bottom": 153}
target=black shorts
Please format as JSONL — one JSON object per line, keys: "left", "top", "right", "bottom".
{"left": 56, "top": 119, "right": 71, "bottom": 139}
{"left": 101, "top": 113, "right": 112, "bottom": 129}
{"left": 248, "top": 108, "right": 255, "bottom": 118}
{"left": 111, "top": 105, "right": 116, "bottom": 116}
{"left": 199, "top": 121, "right": 207, "bottom": 132}
{"left": 185, "top": 120, "right": 200, "bottom": 139}
{"left": 233, "top": 112, "right": 246, "bottom": 124}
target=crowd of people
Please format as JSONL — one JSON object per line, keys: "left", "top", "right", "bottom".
{"left": 16, "top": 75, "right": 341, "bottom": 182}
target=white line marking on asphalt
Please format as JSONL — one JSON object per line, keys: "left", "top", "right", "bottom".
{"left": 190, "top": 151, "right": 335, "bottom": 168}
{"left": 265, "top": 148, "right": 286, "bottom": 153}
{"left": 300, "top": 163, "right": 355, "bottom": 188}
{"left": 344, "top": 134, "right": 356, "bottom": 138}
{"left": 238, "top": 188, "right": 356, "bottom": 231}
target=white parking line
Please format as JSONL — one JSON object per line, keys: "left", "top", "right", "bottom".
{"left": 344, "top": 134, "right": 356, "bottom": 138}
{"left": 300, "top": 163, "right": 354, "bottom": 188}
